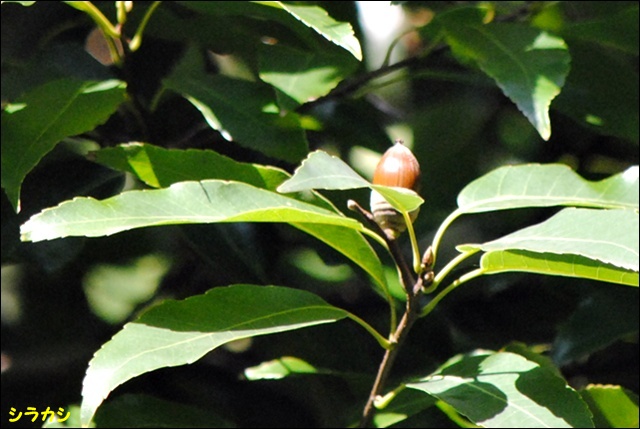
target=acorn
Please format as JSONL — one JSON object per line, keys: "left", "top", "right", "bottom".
{"left": 370, "top": 140, "right": 421, "bottom": 239}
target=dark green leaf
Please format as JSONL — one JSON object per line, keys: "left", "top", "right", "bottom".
{"left": 163, "top": 48, "right": 308, "bottom": 163}
{"left": 80, "top": 285, "right": 350, "bottom": 426}
{"left": 94, "top": 143, "right": 289, "bottom": 190}
{"left": 1, "top": 79, "right": 126, "bottom": 211}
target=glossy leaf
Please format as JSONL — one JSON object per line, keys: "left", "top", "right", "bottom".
{"left": 580, "top": 385, "right": 639, "bottom": 428}
{"left": 20, "top": 180, "right": 363, "bottom": 242}
{"left": 406, "top": 351, "right": 593, "bottom": 428}
{"left": 94, "top": 143, "right": 289, "bottom": 190}
{"left": 457, "top": 164, "right": 639, "bottom": 213}
{"left": 80, "top": 285, "right": 350, "bottom": 426}
{"left": 1, "top": 79, "right": 126, "bottom": 211}
{"left": 278, "top": 150, "right": 423, "bottom": 212}
{"left": 433, "top": 9, "right": 570, "bottom": 140}
{"left": 462, "top": 208, "right": 639, "bottom": 274}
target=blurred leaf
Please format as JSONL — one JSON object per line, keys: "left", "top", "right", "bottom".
{"left": 83, "top": 254, "right": 171, "bottom": 324}
{"left": 278, "top": 150, "right": 423, "bottom": 212}
{"left": 94, "top": 143, "right": 289, "bottom": 190}
{"left": 80, "top": 285, "right": 350, "bottom": 426}
{"left": 95, "top": 393, "right": 235, "bottom": 428}
{"left": 457, "top": 164, "right": 639, "bottom": 213}
{"left": 432, "top": 8, "right": 570, "bottom": 140}
{"left": 461, "top": 208, "right": 639, "bottom": 274}
{"left": 20, "top": 180, "right": 365, "bottom": 242}
{"left": 561, "top": 6, "right": 639, "bottom": 54}
{"left": 580, "top": 385, "right": 639, "bottom": 428}
{"left": 553, "top": 41, "right": 639, "bottom": 143}
{"left": 1, "top": 79, "right": 126, "bottom": 211}
{"left": 258, "top": 42, "right": 358, "bottom": 106}
{"left": 553, "top": 286, "right": 639, "bottom": 365}
{"left": 292, "top": 223, "right": 386, "bottom": 291}
{"left": 163, "top": 48, "right": 307, "bottom": 163}
{"left": 244, "top": 356, "right": 319, "bottom": 380}
{"left": 405, "top": 351, "right": 593, "bottom": 428}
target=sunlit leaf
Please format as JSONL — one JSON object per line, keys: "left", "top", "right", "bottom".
{"left": 405, "top": 351, "right": 593, "bottom": 428}
{"left": 580, "top": 385, "right": 639, "bottom": 428}
{"left": 457, "top": 164, "right": 639, "bottom": 213}
{"left": 1, "top": 79, "right": 126, "bottom": 211}
{"left": 461, "top": 208, "right": 639, "bottom": 274}
{"left": 261, "top": 1, "right": 362, "bottom": 60}
{"left": 80, "top": 285, "right": 350, "bottom": 426}
{"left": 432, "top": 8, "right": 570, "bottom": 140}
{"left": 20, "top": 180, "right": 366, "bottom": 242}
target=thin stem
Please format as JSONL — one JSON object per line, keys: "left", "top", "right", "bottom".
{"left": 129, "top": 1, "right": 161, "bottom": 52}
{"left": 423, "top": 249, "right": 480, "bottom": 294}
{"left": 66, "top": 1, "right": 120, "bottom": 38}
{"left": 430, "top": 208, "right": 463, "bottom": 266}
{"left": 402, "top": 210, "right": 422, "bottom": 274}
{"left": 420, "top": 268, "right": 484, "bottom": 319}
{"left": 347, "top": 313, "right": 392, "bottom": 350}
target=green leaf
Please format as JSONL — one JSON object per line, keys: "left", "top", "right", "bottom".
{"left": 80, "top": 285, "right": 350, "bottom": 426}
{"left": 434, "top": 9, "right": 570, "bottom": 140}
{"left": 20, "top": 179, "right": 386, "bottom": 288}
{"left": 20, "top": 180, "right": 364, "bottom": 242}
{"left": 462, "top": 208, "right": 639, "bottom": 274}
{"left": 278, "top": 150, "right": 423, "bottom": 213}
{"left": 580, "top": 385, "right": 639, "bottom": 428}
{"left": 258, "top": 42, "right": 358, "bottom": 106}
{"left": 457, "top": 164, "right": 639, "bottom": 213}
{"left": 163, "top": 50, "right": 307, "bottom": 163}
{"left": 406, "top": 351, "right": 593, "bottom": 428}
{"left": 261, "top": 1, "right": 362, "bottom": 60}
{"left": 479, "top": 249, "right": 638, "bottom": 287}
{"left": 1, "top": 79, "right": 126, "bottom": 211}
{"left": 93, "top": 143, "right": 289, "bottom": 190}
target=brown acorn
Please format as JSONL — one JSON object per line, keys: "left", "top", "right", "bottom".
{"left": 370, "top": 140, "right": 421, "bottom": 239}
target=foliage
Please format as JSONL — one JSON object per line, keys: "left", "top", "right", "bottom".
{"left": 2, "top": 1, "right": 638, "bottom": 428}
